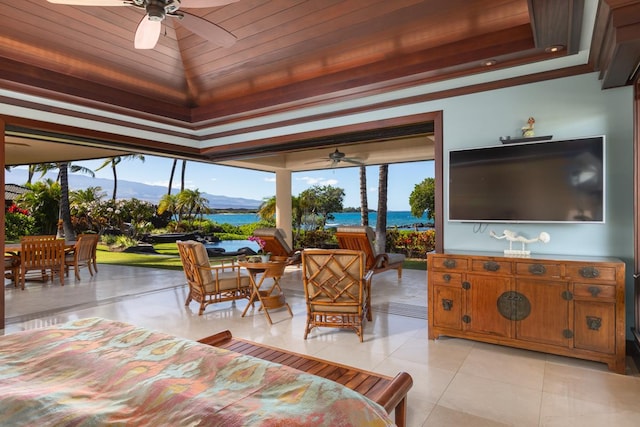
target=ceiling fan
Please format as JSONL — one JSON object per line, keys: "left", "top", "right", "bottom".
{"left": 307, "top": 148, "right": 365, "bottom": 167}
{"left": 47, "top": 0, "right": 238, "bottom": 50}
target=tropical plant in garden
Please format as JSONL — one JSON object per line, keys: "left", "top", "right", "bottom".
{"left": 5, "top": 205, "right": 36, "bottom": 240}
{"left": 15, "top": 180, "right": 61, "bottom": 235}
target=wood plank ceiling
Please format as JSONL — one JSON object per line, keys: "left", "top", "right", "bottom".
{"left": 1, "top": 0, "right": 639, "bottom": 168}
{"left": 1, "top": 0, "right": 582, "bottom": 125}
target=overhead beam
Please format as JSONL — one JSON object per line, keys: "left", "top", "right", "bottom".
{"left": 590, "top": 0, "right": 640, "bottom": 88}
{"left": 528, "top": 0, "right": 584, "bottom": 54}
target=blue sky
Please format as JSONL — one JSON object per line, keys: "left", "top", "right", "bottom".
{"left": 12, "top": 156, "right": 435, "bottom": 211}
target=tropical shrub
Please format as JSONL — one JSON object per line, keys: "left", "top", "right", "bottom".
{"left": 5, "top": 206, "right": 37, "bottom": 240}
{"left": 386, "top": 229, "right": 435, "bottom": 258}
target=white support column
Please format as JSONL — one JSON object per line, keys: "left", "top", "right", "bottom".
{"left": 275, "top": 169, "right": 293, "bottom": 247}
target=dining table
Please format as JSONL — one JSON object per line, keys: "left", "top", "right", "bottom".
{"left": 4, "top": 240, "right": 77, "bottom": 254}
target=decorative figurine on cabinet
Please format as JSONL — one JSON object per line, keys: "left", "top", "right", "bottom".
{"left": 489, "top": 229, "right": 550, "bottom": 256}
{"left": 521, "top": 116, "right": 535, "bottom": 137}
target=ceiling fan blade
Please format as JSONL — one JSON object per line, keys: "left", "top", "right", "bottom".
{"left": 134, "top": 16, "right": 161, "bottom": 49}
{"left": 181, "top": 0, "right": 240, "bottom": 7}
{"left": 47, "top": 0, "right": 130, "bottom": 5}
{"left": 179, "top": 11, "right": 236, "bottom": 48}
{"left": 343, "top": 158, "right": 364, "bottom": 165}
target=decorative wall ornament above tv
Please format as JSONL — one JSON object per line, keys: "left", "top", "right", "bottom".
{"left": 448, "top": 136, "right": 605, "bottom": 223}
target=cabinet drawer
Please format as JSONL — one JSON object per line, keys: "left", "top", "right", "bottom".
{"left": 515, "top": 262, "right": 561, "bottom": 278}
{"left": 431, "top": 256, "right": 468, "bottom": 271}
{"left": 566, "top": 265, "right": 617, "bottom": 282}
{"left": 573, "top": 283, "right": 616, "bottom": 300}
{"left": 431, "top": 272, "right": 462, "bottom": 286}
{"left": 471, "top": 259, "right": 512, "bottom": 274}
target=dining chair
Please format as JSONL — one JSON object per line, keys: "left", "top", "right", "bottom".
{"left": 335, "top": 226, "right": 405, "bottom": 278}
{"left": 301, "top": 249, "right": 372, "bottom": 342}
{"left": 19, "top": 238, "right": 66, "bottom": 289}
{"left": 4, "top": 255, "right": 20, "bottom": 287}
{"left": 65, "top": 234, "right": 100, "bottom": 280}
{"left": 176, "top": 240, "right": 252, "bottom": 315}
{"left": 20, "top": 235, "right": 57, "bottom": 241}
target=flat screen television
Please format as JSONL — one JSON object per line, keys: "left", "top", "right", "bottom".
{"left": 448, "top": 136, "right": 605, "bottom": 223}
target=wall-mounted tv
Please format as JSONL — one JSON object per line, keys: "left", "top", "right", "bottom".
{"left": 448, "top": 136, "right": 605, "bottom": 223}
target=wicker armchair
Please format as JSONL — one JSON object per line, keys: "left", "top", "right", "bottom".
{"left": 301, "top": 249, "right": 372, "bottom": 342}
{"left": 177, "top": 240, "right": 252, "bottom": 315}
{"left": 335, "top": 226, "right": 405, "bottom": 278}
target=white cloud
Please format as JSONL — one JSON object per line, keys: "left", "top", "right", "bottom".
{"left": 144, "top": 180, "right": 180, "bottom": 188}
{"left": 296, "top": 176, "right": 338, "bottom": 186}
{"left": 264, "top": 177, "right": 276, "bottom": 182}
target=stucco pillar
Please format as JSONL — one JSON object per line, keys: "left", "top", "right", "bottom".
{"left": 275, "top": 169, "right": 293, "bottom": 247}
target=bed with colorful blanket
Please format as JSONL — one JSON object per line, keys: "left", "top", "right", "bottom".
{"left": 0, "top": 318, "right": 395, "bottom": 426}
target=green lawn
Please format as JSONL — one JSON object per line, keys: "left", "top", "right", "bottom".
{"left": 96, "top": 243, "right": 427, "bottom": 271}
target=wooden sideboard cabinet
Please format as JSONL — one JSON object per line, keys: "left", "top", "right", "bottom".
{"left": 427, "top": 251, "right": 626, "bottom": 373}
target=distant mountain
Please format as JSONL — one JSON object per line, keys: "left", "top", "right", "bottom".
{"left": 4, "top": 169, "right": 262, "bottom": 210}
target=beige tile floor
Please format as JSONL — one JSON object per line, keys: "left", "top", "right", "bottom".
{"left": 3, "top": 264, "right": 640, "bottom": 427}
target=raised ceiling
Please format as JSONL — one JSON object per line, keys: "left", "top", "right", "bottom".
{"left": 1, "top": 0, "right": 640, "bottom": 170}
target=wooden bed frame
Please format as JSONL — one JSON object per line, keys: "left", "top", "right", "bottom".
{"left": 199, "top": 330, "right": 413, "bottom": 427}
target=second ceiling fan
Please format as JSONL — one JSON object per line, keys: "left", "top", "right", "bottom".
{"left": 307, "top": 148, "right": 365, "bottom": 167}
{"left": 47, "top": 0, "right": 238, "bottom": 49}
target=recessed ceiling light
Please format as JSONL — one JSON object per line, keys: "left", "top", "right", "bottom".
{"left": 545, "top": 45, "right": 565, "bottom": 53}
{"left": 482, "top": 59, "right": 497, "bottom": 67}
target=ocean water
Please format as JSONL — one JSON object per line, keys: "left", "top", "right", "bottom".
{"left": 204, "top": 211, "right": 432, "bottom": 228}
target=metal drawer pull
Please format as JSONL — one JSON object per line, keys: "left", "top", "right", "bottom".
{"left": 529, "top": 264, "right": 546, "bottom": 275}
{"left": 442, "top": 299, "right": 453, "bottom": 311}
{"left": 588, "top": 286, "right": 601, "bottom": 297}
{"left": 443, "top": 259, "right": 457, "bottom": 268}
{"left": 483, "top": 261, "right": 500, "bottom": 272}
{"left": 579, "top": 266, "right": 600, "bottom": 279}
{"left": 586, "top": 316, "right": 602, "bottom": 331}
{"left": 442, "top": 274, "right": 451, "bottom": 282}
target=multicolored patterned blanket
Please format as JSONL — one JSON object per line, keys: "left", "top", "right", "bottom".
{"left": 0, "top": 318, "right": 394, "bottom": 426}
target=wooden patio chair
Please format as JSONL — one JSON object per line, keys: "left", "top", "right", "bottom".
{"left": 301, "top": 249, "right": 372, "bottom": 342}
{"left": 335, "top": 226, "right": 405, "bottom": 278}
{"left": 65, "top": 234, "right": 100, "bottom": 280}
{"left": 4, "top": 255, "right": 20, "bottom": 287}
{"left": 252, "top": 228, "right": 302, "bottom": 266}
{"left": 177, "top": 240, "right": 252, "bottom": 315}
{"left": 19, "top": 238, "right": 66, "bottom": 289}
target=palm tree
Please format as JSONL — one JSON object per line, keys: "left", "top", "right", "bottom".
{"left": 176, "top": 189, "right": 209, "bottom": 221}
{"left": 181, "top": 160, "right": 187, "bottom": 191}
{"left": 167, "top": 159, "right": 178, "bottom": 195}
{"left": 258, "top": 196, "right": 276, "bottom": 222}
{"left": 375, "top": 164, "right": 388, "bottom": 254}
{"left": 70, "top": 186, "right": 106, "bottom": 205}
{"left": 157, "top": 193, "right": 179, "bottom": 221}
{"left": 359, "top": 165, "right": 368, "bottom": 226}
{"left": 96, "top": 154, "right": 145, "bottom": 200}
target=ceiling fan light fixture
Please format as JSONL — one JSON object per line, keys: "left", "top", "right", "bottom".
{"left": 146, "top": 0, "right": 166, "bottom": 21}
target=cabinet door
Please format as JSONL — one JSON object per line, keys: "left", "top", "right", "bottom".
{"left": 516, "top": 279, "right": 570, "bottom": 347}
{"left": 574, "top": 301, "right": 616, "bottom": 354}
{"left": 464, "top": 274, "right": 512, "bottom": 338}
{"left": 433, "top": 285, "right": 462, "bottom": 330}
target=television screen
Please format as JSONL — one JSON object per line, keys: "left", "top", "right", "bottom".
{"left": 448, "top": 136, "right": 605, "bottom": 223}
